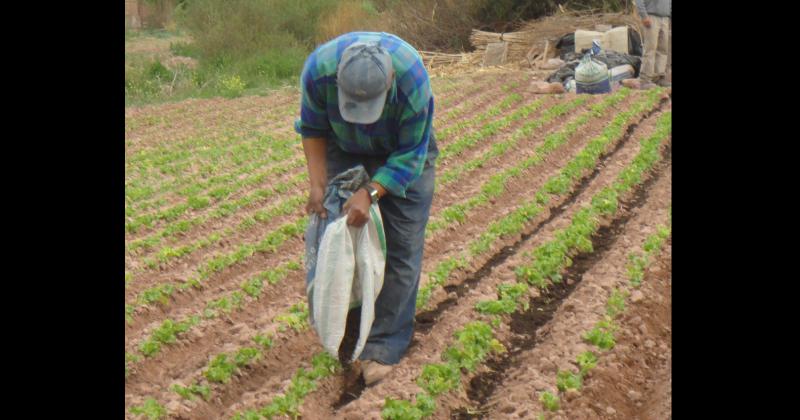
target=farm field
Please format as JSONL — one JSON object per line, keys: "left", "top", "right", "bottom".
{"left": 125, "top": 69, "right": 672, "bottom": 420}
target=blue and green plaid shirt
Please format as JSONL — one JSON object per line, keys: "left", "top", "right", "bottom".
{"left": 294, "top": 32, "right": 434, "bottom": 198}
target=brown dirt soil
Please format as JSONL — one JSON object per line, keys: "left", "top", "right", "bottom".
{"left": 125, "top": 229, "right": 306, "bottom": 341}
{"left": 124, "top": 157, "right": 306, "bottom": 247}
{"left": 124, "top": 96, "right": 527, "bottom": 296}
{"left": 125, "top": 90, "right": 565, "bottom": 411}
{"left": 125, "top": 110, "right": 300, "bottom": 192}
{"left": 272, "top": 101, "right": 669, "bottom": 420}
{"left": 435, "top": 80, "right": 528, "bottom": 139}
{"left": 435, "top": 72, "right": 521, "bottom": 113}
{"left": 123, "top": 75, "right": 511, "bottom": 171}
{"left": 125, "top": 82, "right": 672, "bottom": 420}
{"left": 126, "top": 189, "right": 306, "bottom": 264}
{"left": 127, "top": 90, "right": 576, "bottom": 412}
{"left": 126, "top": 111, "right": 297, "bottom": 174}
{"left": 124, "top": 75, "right": 520, "bottom": 237}
{"left": 126, "top": 98, "right": 294, "bottom": 154}
{"left": 124, "top": 76, "right": 526, "bottom": 243}
{"left": 438, "top": 92, "right": 563, "bottom": 166}
{"left": 125, "top": 71, "right": 502, "bottom": 154}
{"left": 124, "top": 173, "right": 306, "bottom": 279}
{"left": 127, "top": 96, "right": 289, "bottom": 138}
{"left": 125, "top": 279, "right": 313, "bottom": 409}
{"left": 126, "top": 91, "right": 650, "bottom": 352}
{"left": 432, "top": 85, "right": 532, "bottom": 155}
{"left": 126, "top": 83, "right": 506, "bottom": 221}
{"left": 127, "top": 159, "right": 305, "bottom": 248}
{"left": 425, "top": 93, "right": 617, "bottom": 237}
{"left": 124, "top": 84, "right": 543, "bottom": 296}
{"left": 126, "top": 75, "right": 524, "bottom": 230}
{"left": 461, "top": 156, "right": 672, "bottom": 419}
{"left": 126, "top": 93, "right": 295, "bottom": 141}
{"left": 126, "top": 92, "right": 592, "bottom": 416}
{"left": 419, "top": 92, "right": 661, "bottom": 313}
{"left": 126, "top": 130, "right": 302, "bottom": 203}
{"left": 124, "top": 137, "right": 301, "bottom": 219}
{"left": 556, "top": 246, "right": 672, "bottom": 420}
{"left": 435, "top": 93, "right": 544, "bottom": 166}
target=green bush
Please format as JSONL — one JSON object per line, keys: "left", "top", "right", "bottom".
{"left": 165, "top": 0, "right": 331, "bottom": 101}
{"left": 146, "top": 61, "right": 173, "bottom": 81}
{"left": 125, "top": 58, "right": 171, "bottom": 103}
{"left": 170, "top": 41, "right": 200, "bottom": 58}
{"left": 218, "top": 75, "right": 246, "bottom": 98}
{"left": 126, "top": 0, "right": 630, "bottom": 106}
{"left": 239, "top": 46, "right": 308, "bottom": 81}
{"left": 174, "top": 0, "right": 337, "bottom": 61}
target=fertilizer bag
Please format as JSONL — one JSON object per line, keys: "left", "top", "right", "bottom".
{"left": 305, "top": 165, "right": 387, "bottom": 362}
{"left": 575, "top": 53, "right": 610, "bottom": 94}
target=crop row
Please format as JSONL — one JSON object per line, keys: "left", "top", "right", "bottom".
{"left": 416, "top": 89, "right": 661, "bottom": 308}
{"left": 539, "top": 207, "right": 671, "bottom": 414}
{"left": 212, "top": 91, "right": 665, "bottom": 420}
{"left": 380, "top": 109, "right": 672, "bottom": 419}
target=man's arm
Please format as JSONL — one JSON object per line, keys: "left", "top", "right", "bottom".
{"left": 295, "top": 53, "right": 333, "bottom": 218}
{"left": 635, "top": 0, "right": 652, "bottom": 27}
{"left": 371, "top": 97, "right": 433, "bottom": 199}
{"left": 635, "top": 0, "right": 648, "bottom": 18}
{"left": 302, "top": 137, "right": 328, "bottom": 218}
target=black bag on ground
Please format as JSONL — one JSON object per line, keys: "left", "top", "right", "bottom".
{"left": 556, "top": 33, "right": 575, "bottom": 59}
{"left": 595, "top": 51, "right": 642, "bottom": 77}
{"left": 546, "top": 61, "right": 580, "bottom": 84}
{"left": 628, "top": 28, "right": 643, "bottom": 56}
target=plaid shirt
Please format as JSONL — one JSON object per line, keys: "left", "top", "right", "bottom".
{"left": 294, "top": 32, "right": 434, "bottom": 198}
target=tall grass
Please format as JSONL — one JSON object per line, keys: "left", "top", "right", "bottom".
{"left": 124, "top": 0, "right": 628, "bottom": 105}
{"left": 126, "top": 0, "right": 385, "bottom": 105}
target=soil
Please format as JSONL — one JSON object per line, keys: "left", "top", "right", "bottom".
{"left": 124, "top": 82, "right": 672, "bottom": 420}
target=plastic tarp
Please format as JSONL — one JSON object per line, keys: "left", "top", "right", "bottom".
{"left": 547, "top": 51, "right": 643, "bottom": 85}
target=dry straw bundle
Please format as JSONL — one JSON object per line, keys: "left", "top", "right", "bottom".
{"left": 470, "top": 9, "right": 643, "bottom": 65}
{"left": 419, "top": 51, "right": 468, "bottom": 67}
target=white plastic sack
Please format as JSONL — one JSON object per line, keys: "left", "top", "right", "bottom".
{"left": 575, "top": 54, "right": 609, "bottom": 84}
{"left": 575, "top": 54, "right": 611, "bottom": 94}
{"left": 609, "top": 64, "right": 635, "bottom": 83}
{"left": 308, "top": 204, "right": 386, "bottom": 362}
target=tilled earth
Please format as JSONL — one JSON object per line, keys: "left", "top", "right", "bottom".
{"left": 125, "top": 70, "right": 672, "bottom": 420}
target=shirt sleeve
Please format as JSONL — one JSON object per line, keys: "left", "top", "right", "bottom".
{"left": 635, "top": 0, "right": 648, "bottom": 18}
{"left": 372, "top": 96, "right": 433, "bottom": 198}
{"left": 294, "top": 54, "right": 332, "bottom": 139}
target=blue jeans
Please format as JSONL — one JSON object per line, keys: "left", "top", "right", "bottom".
{"left": 325, "top": 136, "right": 437, "bottom": 365}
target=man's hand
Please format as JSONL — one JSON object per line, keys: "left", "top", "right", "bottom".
{"left": 343, "top": 188, "right": 371, "bottom": 227}
{"left": 306, "top": 186, "right": 327, "bottom": 219}
{"left": 642, "top": 16, "right": 652, "bottom": 28}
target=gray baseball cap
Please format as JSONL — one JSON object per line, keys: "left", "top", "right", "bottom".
{"left": 337, "top": 42, "right": 393, "bottom": 124}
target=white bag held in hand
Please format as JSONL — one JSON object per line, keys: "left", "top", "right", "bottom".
{"left": 308, "top": 204, "right": 386, "bottom": 362}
